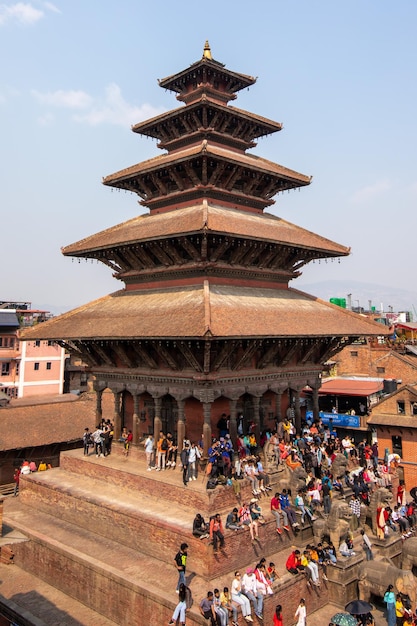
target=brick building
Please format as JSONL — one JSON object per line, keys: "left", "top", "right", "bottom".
{"left": 368, "top": 384, "right": 417, "bottom": 487}
{"left": 331, "top": 340, "right": 417, "bottom": 385}
{"left": 0, "top": 305, "right": 66, "bottom": 399}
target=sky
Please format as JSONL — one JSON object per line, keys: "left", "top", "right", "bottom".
{"left": 1, "top": 0, "right": 417, "bottom": 314}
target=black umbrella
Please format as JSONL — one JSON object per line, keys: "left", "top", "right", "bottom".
{"left": 345, "top": 599, "right": 374, "bottom": 615}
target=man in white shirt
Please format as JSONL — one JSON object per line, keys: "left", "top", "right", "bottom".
{"left": 242, "top": 567, "right": 263, "bottom": 620}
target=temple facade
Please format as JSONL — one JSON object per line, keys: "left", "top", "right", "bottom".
{"left": 22, "top": 43, "right": 387, "bottom": 454}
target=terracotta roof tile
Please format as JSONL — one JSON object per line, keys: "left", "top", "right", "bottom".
{"left": 62, "top": 204, "right": 349, "bottom": 257}
{"left": 21, "top": 285, "right": 388, "bottom": 342}
{"left": 0, "top": 394, "right": 99, "bottom": 451}
{"left": 102, "top": 141, "right": 311, "bottom": 186}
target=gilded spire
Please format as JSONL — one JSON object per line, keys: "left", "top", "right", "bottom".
{"left": 203, "top": 40, "right": 212, "bottom": 60}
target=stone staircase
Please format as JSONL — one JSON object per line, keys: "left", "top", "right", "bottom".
{"left": 2, "top": 446, "right": 333, "bottom": 625}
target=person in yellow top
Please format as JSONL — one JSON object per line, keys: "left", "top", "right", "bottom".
{"left": 395, "top": 593, "right": 404, "bottom": 624}
{"left": 38, "top": 460, "right": 47, "bottom": 471}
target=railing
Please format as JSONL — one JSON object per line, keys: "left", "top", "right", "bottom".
{"left": 0, "top": 483, "right": 15, "bottom": 497}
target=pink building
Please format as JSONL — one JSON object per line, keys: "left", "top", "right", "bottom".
{"left": 0, "top": 305, "right": 66, "bottom": 398}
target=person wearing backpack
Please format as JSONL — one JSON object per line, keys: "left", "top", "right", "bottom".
{"left": 157, "top": 430, "right": 168, "bottom": 471}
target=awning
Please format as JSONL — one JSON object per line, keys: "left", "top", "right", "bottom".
{"left": 318, "top": 379, "right": 384, "bottom": 397}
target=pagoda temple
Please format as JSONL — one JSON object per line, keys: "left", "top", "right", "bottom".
{"left": 22, "top": 43, "right": 387, "bottom": 453}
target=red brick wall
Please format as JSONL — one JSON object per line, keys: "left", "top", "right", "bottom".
{"left": 336, "top": 344, "right": 417, "bottom": 384}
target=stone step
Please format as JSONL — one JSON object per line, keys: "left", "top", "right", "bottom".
{"left": 3, "top": 498, "right": 312, "bottom": 626}
{"left": 59, "top": 447, "right": 258, "bottom": 517}
{"left": 0, "top": 555, "right": 118, "bottom": 626}
{"left": 4, "top": 497, "right": 210, "bottom": 625}
{"left": 14, "top": 461, "right": 299, "bottom": 580}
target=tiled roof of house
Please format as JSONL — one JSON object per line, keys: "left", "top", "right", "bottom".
{"left": 0, "top": 394, "right": 98, "bottom": 451}
{"left": 21, "top": 284, "right": 388, "bottom": 342}
{"left": 62, "top": 203, "right": 349, "bottom": 257}
{"left": 319, "top": 379, "right": 384, "bottom": 396}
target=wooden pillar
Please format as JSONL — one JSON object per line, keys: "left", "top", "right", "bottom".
{"left": 202, "top": 402, "right": 212, "bottom": 457}
{"left": 95, "top": 388, "right": 103, "bottom": 425}
{"left": 252, "top": 395, "right": 261, "bottom": 445}
{"left": 229, "top": 399, "right": 237, "bottom": 449}
{"left": 275, "top": 390, "right": 282, "bottom": 423}
{"left": 153, "top": 396, "right": 162, "bottom": 439}
{"left": 294, "top": 389, "right": 301, "bottom": 436}
{"left": 132, "top": 394, "right": 139, "bottom": 444}
{"left": 177, "top": 399, "right": 185, "bottom": 452}
{"left": 113, "top": 391, "right": 122, "bottom": 439}
{"left": 312, "top": 385, "right": 320, "bottom": 423}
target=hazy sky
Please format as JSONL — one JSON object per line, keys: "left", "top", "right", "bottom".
{"left": 1, "top": 1, "right": 416, "bottom": 313}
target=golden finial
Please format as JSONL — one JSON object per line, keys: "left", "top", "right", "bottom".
{"left": 203, "top": 41, "right": 212, "bottom": 60}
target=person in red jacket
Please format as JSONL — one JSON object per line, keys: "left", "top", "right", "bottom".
{"left": 209, "top": 513, "right": 225, "bottom": 553}
{"left": 273, "top": 604, "right": 283, "bottom": 626}
{"left": 286, "top": 549, "right": 304, "bottom": 575}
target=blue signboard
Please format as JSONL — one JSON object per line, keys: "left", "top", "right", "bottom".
{"left": 306, "top": 410, "right": 360, "bottom": 428}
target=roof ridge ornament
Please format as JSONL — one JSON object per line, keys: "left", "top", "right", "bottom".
{"left": 203, "top": 40, "right": 212, "bottom": 60}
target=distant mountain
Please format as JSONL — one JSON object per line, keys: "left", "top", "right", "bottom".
{"left": 295, "top": 280, "right": 417, "bottom": 316}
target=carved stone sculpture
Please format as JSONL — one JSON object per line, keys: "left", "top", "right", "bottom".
{"left": 331, "top": 453, "right": 349, "bottom": 479}
{"left": 402, "top": 537, "right": 417, "bottom": 570}
{"left": 312, "top": 499, "right": 352, "bottom": 551}
{"left": 366, "top": 487, "right": 393, "bottom": 536}
{"left": 358, "top": 558, "right": 417, "bottom": 606}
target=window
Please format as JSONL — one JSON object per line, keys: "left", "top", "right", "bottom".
{"left": 34, "top": 362, "right": 40, "bottom": 371}
{"left": 350, "top": 351, "right": 358, "bottom": 357}
{"left": 392, "top": 435, "right": 403, "bottom": 457}
{"left": 376, "top": 366, "right": 385, "bottom": 374}
{"left": 15, "top": 362, "right": 19, "bottom": 376}
{"left": 35, "top": 340, "right": 40, "bottom": 347}
{"left": 397, "top": 401, "right": 405, "bottom": 414}
{"left": 46, "top": 362, "right": 52, "bottom": 370}
{"left": 0, "top": 338, "right": 2, "bottom": 347}
{"left": 1, "top": 362, "right": 10, "bottom": 376}
{"left": 412, "top": 402, "right": 417, "bottom": 416}
{"left": 47, "top": 340, "right": 54, "bottom": 346}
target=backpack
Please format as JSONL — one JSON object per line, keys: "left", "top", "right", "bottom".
{"left": 185, "top": 586, "right": 193, "bottom": 609}
{"left": 161, "top": 438, "right": 168, "bottom": 451}
{"left": 207, "top": 478, "right": 217, "bottom": 490}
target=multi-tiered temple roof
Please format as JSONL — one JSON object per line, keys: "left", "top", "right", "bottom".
{"left": 23, "top": 44, "right": 386, "bottom": 378}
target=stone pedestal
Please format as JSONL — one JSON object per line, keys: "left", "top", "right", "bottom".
{"left": 326, "top": 553, "right": 364, "bottom": 607}
{"left": 371, "top": 533, "right": 403, "bottom": 565}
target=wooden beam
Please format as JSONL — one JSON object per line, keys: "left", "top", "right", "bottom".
{"left": 209, "top": 237, "right": 232, "bottom": 262}
{"left": 176, "top": 341, "right": 203, "bottom": 372}
{"left": 91, "top": 343, "right": 116, "bottom": 367}
{"left": 178, "top": 236, "right": 201, "bottom": 261}
{"left": 280, "top": 340, "right": 300, "bottom": 366}
{"left": 232, "top": 340, "right": 259, "bottom": 370}
{"left": 156, "top": 343, "right": 179, "bottom": 370}
{"left": 112, "top": 343, "right": 136, "bottom": 368}
{"left": 257, "top": 341, "right": 282, "bottom": 369}
{"left": 212, "top": 341, "right": 237, "bottom": 371}
{"left": 131, "top": 343, "right": 158, "bottom": 369}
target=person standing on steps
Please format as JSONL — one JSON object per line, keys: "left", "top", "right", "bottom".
{"left": 294, "top": 598, "right": 306, "bottom": 626}
{"left": 384, "top": 584, "right": 396, "bottom": 626}
{"left": 174, "top": 543, "right": 188, "bottom": 592}
{"left": 181, "top": 442, "right": 190, "bottom": 486}
{"left": 210, "top": 513, "right": 225, "bottom": 553}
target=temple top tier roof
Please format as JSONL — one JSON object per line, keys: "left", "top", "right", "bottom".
{"left": 158, "top": 41, "right": 256, "bottom": 105}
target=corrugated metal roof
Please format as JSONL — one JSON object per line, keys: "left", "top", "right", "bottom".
{"left": 0, "top": 311, "right": 19, "bottom": 328}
